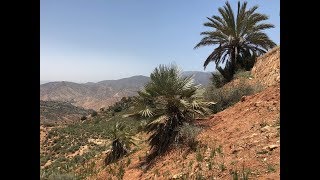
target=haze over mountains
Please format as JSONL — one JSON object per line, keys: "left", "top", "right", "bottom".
{"left": 40, "top": 71, "right": 211, "bottom": 110}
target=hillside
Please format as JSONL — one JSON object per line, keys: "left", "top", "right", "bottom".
{"left": 40, "top": 100, "right": 93, "bottom": 123}
{"left": 40, "top": 72, "right": 211, "bottom": 110}
{"left": 39, "top": 47, "right": 280, "bottom": 180}
{"left": 82, "top": 47, "right": 280, "bottom": 180}
{"left": 251, "top": 46, "right": 280, "bottom": 87}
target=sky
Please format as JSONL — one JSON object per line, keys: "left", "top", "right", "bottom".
{"left": 41, "top": 0, "right": 280, "bottom": 83}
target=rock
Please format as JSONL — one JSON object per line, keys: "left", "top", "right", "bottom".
{"left": 254, "top": 101, "right": 262, "bottom": 107}
{"left": 263, "top": 158, "right": 267, "bottom": 161}
{"left": 267, "top": 132, "right": 279, "bottom": 139}
{"left": 253, "top": 140, "right": 260, "bottom": 144}
{"left": 263, "top": 144, "right": 279, "bottom": 151}
{"left": 232, "top": 147, "right": 243, "bottom": 154}
{"left": 250, "top": 133, "right": 258, "bottom": 138}
{"left": 140, "top": 165, "right": 147, "bottom": 171}
{"left": 172, "top": 172, "right": 184, "bottom": 179}
{"left": 261, "top": 126, "right": 272, "bottom": 132}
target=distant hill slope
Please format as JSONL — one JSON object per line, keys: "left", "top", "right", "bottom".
{"left": 40, "top": 100, "right": 92, "bottom": 122}
{"left": 40, "top": 71, "right": 211, "bottom": 110}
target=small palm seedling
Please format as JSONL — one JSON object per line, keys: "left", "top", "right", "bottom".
{"left": 104, "top": 122, "right": 136, "bottom": 165}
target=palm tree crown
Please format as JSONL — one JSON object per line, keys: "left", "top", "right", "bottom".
{"left": 132, "top": 64, "right": 214, "bottom": 160}
{"left": 194, "top": 1, "right": 276, "bottom": 81}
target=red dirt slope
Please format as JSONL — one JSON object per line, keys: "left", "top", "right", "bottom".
{"left": 89, "top": 46, "right": 280, "bottom": 179}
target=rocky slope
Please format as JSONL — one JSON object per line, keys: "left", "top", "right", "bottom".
{"left": 251, "top": 46, "right": 280, "bottom": 87}
{"left": 88, "top": 46, "right": 281, "bottom": 179}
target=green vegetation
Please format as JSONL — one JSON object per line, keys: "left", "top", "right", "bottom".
{"left": 80, "top": 116, "right": 87, "bottom": 121}
{"left": 40, "top": 102, "right": 144, "bottom": 179}
{"left": 107, "top": 97, "right": 134, "bottom": 113}
{"left": 131, "top": 64, "right": 214, "bottom": 161}
{"left": 47, "top": 173, "right": 78, "bottom": 180}
{"left": 194, "top": 1, "right": 276, "bottom": 82}
{"left": 104, "top": 123, "right": 136, "bottom": 165}
{"left": 230, "top": 166, "right": 251, "bottom": 180}
{"left": 40, "top": 2, "right": 278, "bottom": 179}
{"left": 267, "top": 163, "right": 276, "bottom": 173}
{"left": 204, "top": 77, "right": 263, "bottom": 113}
{"left": 91, "top": 110, "right": 98, "bottom": 117}
{"left": 176, "top": 123, "right": 202, "bottom": 150}
{"left": 40, "top": 100, "right": 92, "bottom": 123}
{"left": 196, "top": 148, "right": 204, "bottom": 162}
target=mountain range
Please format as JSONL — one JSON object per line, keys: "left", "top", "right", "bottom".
{"left": 40, "top": 71, "right": 211, "bottom": 110}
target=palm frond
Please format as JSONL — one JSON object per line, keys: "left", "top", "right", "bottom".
{"left": 139, "top": 108, "right": 154, "bottom": 117}
{"left": 195, "top": 1, "right": 276, "bottom": 81}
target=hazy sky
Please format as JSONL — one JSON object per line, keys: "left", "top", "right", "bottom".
{"left": 41, "top": 0, "right": 280, "bottom": 83}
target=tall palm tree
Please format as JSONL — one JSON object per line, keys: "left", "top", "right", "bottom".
{"left": 132, "top": 64, "right": 214, "bottom": 161}
{"left": 194, "top": 1, "right": 276, "bottom": 81}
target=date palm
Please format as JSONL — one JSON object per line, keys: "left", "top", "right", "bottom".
{"left": 194, "top": 1, "right": 276, "bottom": 81}
{"left": 132, "top": 64, "right": 214, "bottom": 161}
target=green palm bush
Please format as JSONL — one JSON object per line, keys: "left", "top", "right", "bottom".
{"left": 194, "top": 1, "right": 276, "bottom": 81}
{"left": 132, "top": 64, "right": 214, "bottom": 161}
{"left": 105, "top": 122, "right": 136, "bottom": 165}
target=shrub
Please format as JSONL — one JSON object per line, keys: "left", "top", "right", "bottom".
{"left": 234, "top": 70, "right": 252, "bottom": 79}
{"left": 230, "top": 166, "right": 251, "bottom": 180}
{"left": 176, "top": 123, "right": 201, "bottom": 150}
{"left": 91, "top": 111, "right": 98, "bottom": 117}
{"left": 48, "top": 173, "right": 78, "bottom": 180}
{"left": 205, "top": 79, "right": 263, "bottom": 113}
{"left": 80, "top": 116, "right": 87, "bottom": 121}
{"left": 137, "top": 120, "right": 148, "bottom": 133}
{"left": 210, "top": 72, "right": 227, "bottom": 88}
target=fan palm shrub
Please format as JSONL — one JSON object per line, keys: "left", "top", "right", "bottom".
{"left": 132, "top": 64, "right": 214, "bottom": 161}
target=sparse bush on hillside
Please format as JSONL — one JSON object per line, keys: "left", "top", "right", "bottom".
{"left": 40, "top": 100, "right": 91, "bottom": 122}
{"left": 176, "top": 123, "right": 202, "bottom": 150}
{"left": 41, "top": 110, "right": 142, "bottom": 179}
{"left": 41, "top": 121, "right": 56, "bottom": 127}
{"left": 210, "top": 72, "right": 227, "bottom": 88}
{"left": 47, "top": 173, "right": 78, "bottom": 180}
{"left": 234, "top": 70, "right": 252, "bottom": 79}
{"left": 107, "top": 97, "right": 134, "bottom": 113}
{"left": 91, "top": 110, "right": 98, "bottom": 117}
{"left": 80, "top": 116, "right": 87, "bottom": 121}
{"left": 205, "top": 79, "right": 263, "bottom": 113}
{"left": 230, "top": 167, "right": 251, "bottom": 180}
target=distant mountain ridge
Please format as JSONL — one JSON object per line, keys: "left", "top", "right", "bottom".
{"left": 40, "top": 71, "right": 211, "bottom": 110}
